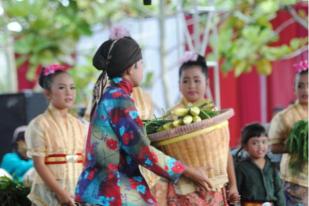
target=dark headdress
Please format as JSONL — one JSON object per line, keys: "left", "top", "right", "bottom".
{"left": 93, "top": 37, "right": 142, "bottom": 77}
{"left": 91, "top": 26, "right": 142, "bottom": 119}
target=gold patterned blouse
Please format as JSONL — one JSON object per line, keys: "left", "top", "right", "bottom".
{"left": 269, "top": 102, "right": 308, "bottom": 187}
{"left": 25, "top": 104, "right": 87, "bottom": 206}
{"left": 132, "top": 87, "right": 154, "bottom": 120}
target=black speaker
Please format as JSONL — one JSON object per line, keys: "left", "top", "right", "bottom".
{"left": 0, "top": 92, "right": 48, "bottom": 161}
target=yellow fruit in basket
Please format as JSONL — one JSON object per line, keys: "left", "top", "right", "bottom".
{"left": 171, "top": 108, "right": 189, "bottom": 117}
{"left": 183, "top": 115, "right": 193, "bottom": 125}
{"left": 157, "top": 126, "right": 164, "bottom": 132}
{"left": 172, "top": 119, "right": 183, "bottom": 127}
{"left": 162, "top": 122, "right": 173, "bottom": 130}
{"left": 190, "top": 106, "right": 200, "bottom": 116}
{"left": 193, "top": 116, "right": 202, "bottom": 122}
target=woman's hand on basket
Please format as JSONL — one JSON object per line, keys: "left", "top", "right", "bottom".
{"left": 183, "top": 166, "right": 213, "bottom": 191}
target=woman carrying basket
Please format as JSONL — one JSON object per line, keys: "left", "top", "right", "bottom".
{"left": 151, "top": 52, "right": 240, "bottom": 206}
{"left": 74, "top": 27, "right": 212, "bottom": 206}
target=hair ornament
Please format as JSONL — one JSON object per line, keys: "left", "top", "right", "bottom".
{"left": 179, "top": 51, "right": 198, "bottom": 65}
{"left": 109, "top": 25, "right": 130, "bottom": 40}
{"left": 294, "top": 60, "right": 308, "bottom": 73}
{"left": 43, "top": 64, "right": 68, "bottom": 76}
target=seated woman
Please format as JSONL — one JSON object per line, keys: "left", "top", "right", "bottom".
{"left": 0, "top": 126, "right": 33, "bottom": 182}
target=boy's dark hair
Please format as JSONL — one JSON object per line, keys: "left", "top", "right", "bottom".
{"left": 178, "top": 54, "right": 208, "bottom": 79}
{"left": 234, "top": 123, "right": 267, "bottom": 162}
{"left": 241, "top": 123, "right": 267, "bottom": 146}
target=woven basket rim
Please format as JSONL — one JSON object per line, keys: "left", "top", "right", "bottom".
{"left": 148, "top": 108, "right": 234, "bottom": 142}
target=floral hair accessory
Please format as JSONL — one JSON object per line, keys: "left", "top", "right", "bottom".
{"left": 43, "top": 64, "right": 68, "bottom": 76}
{"left": 294, "top": 60, "right": 308, "bottom": 73}
{"left": 179, "top": 51, "right": 198, "bottom": 65}
{"left": 109, "top": 25, "right": 130, "bottom": 40}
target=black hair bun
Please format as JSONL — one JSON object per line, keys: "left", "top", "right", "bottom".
{"left": 93, "top": 40, "right": 113, "bottom": 71}
{"left": 38, "top": 67, "right": 47, "bottom": 88}
{"left": 92, "top": 37, "right": 142, "bottom": 78}
{"left": 195, "top": 54, "right": 207, "bottom": 68}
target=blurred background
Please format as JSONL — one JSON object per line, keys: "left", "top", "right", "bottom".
{"left": 0, "top": 0, "right": 308, "bottom": 160}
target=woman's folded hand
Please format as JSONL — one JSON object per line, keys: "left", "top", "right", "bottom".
{"left": 183, "top": 166, "right": 213, "bottom": 191}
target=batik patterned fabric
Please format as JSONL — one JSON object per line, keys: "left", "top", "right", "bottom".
{"left": 75, "top": 77, "right": 185, "bottom": 206}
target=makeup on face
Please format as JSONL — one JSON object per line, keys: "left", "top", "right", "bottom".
{"left": 179, "top": 66, "right": 207, "bottom": 103}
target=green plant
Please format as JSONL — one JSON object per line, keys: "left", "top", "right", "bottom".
{"left": 1, "top": 0, "right": 307, "bottom": 108}
{"left": 2, "top": 0, "right": 158, "bottom": 80}
{"left": 1, "top": 0, "right": 158, "bottom": 104}
{"left": 0, "top": 176, "right": 31, "bottom": 206}
{"left": 286, "top": 120, "right": 308, "bottom": 174}
{"left": 213, "top": 0, "right": 308, "bottom": 76}
{"left": 3, "top": 0, "right": 94, "bottom": 80}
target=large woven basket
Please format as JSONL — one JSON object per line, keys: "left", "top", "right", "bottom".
{"left": 149, "top": 109, "right": 234, "bottom": 190}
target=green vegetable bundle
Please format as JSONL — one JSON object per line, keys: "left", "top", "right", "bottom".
{"left": 144, "top": 100, "right": 219, "bottom": 134}
{"left": 286, "top": 120, "right": 308, "bottom": 173}
{"left": 0, "top": 176, "right": 31, "bottom": 206}
{"left": 143, "top": 119, "right": 172, "bottom": 134}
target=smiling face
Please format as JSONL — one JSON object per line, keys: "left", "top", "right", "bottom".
{"left": 179, "top": 66, "right": 207, "bottom": 103}
{"left": 295, "top": 72, "right": 308, "bottom": 105}
{"left": 45, "top": 72, "right": 76, "bottom": 110}
{"left": 244, "top": 136, "right": 268, "bottom": 160}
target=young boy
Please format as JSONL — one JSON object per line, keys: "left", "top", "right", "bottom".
{"left": 235, "top": 123, "right": 286, "bottom": 206}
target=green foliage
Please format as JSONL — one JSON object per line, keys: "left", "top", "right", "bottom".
{"left": 213, "top": 0, "right": 308, "bottom": 76}
{"left": 2, "top": 0, "right": 158, "bottom": 105}
{"left": 3, "top": 0, "right": 154, "bottom": 79}
{"left": 3, "top": 0, "right": 93, "bottom": 80}
{"left": 152, "top": 0, "right": 308, "bottom": 76}
{"left": 0, "top": 176, "right": 31, "bottom": 206}
{"left": 1, "top": 0, "right": 308, "bottom": 104}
